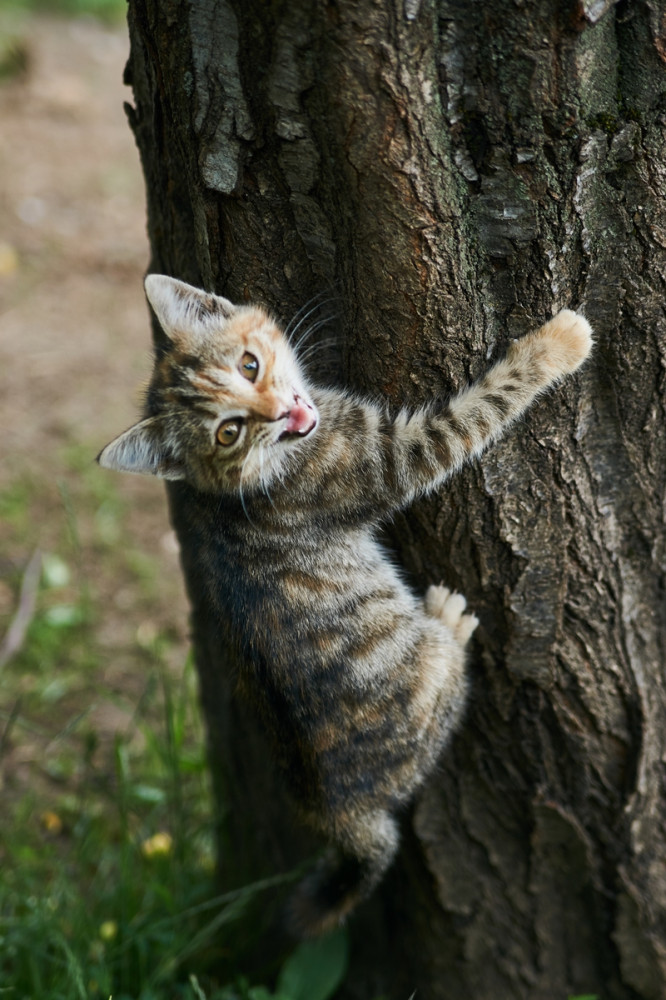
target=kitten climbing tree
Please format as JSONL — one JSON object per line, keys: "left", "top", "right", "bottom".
{"left": 124, "top": 1, "right": 666, "bottom": 997}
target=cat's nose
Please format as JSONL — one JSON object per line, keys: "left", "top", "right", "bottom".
{"left": 260, "top": 397, "right": 289, "bottom": 422}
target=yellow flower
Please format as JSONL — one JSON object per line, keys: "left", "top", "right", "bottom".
{"left": 99, "top": 920, "right": 118, "bottom": 942}
{"left": 40, "top": 811, "right": 63, "bottom": 835}
{"left": 0, "top": 243, "right": 19, "bottom": 277}
{"left": 140, "top": 831, "right": 173, "bottom": 858}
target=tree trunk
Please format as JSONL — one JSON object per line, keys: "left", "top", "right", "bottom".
{"left": 124, "top": 1, "right": 666, "bottom": 997}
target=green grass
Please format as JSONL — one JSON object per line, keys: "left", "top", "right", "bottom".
{"left": 2, "top": 655, "right": 211, "bottom": 997}
{"left": 0, "top": 644, "right": 347, "bottom": 999}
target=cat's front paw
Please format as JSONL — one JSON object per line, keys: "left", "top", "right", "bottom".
{"left": 532, "top": 309, "right": 593, "bottom": 377}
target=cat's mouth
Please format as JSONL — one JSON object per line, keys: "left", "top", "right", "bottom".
{"left": 279, "top": 397, "right": 317, "bottom": 440}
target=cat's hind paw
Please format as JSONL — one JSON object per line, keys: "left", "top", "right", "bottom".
{"left": 425, "top": 585, "right": 479, "bottom": 645}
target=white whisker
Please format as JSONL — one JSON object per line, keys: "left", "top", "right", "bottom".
{"left": 284, "top": 291, "right": 330, "bottom": 341}
{"left": 298, "top": 337, "right": 338, "bottom": 364}
{"left": 293, "top": 313, "right": 340, "bottom": 355}
{"left": 288, "top": 298, "right": 338, "bottom": 347}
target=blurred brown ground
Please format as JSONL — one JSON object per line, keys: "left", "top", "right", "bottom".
{"left": 0, "top": 13, "right": 190, "bottom": 795}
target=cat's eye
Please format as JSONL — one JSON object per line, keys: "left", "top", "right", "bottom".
{"left": 240, "top": 352, "right": 259, "bottom": 382}
{"left": 240, "top": 352, "right": 259, "bottom": 381}
{"left": 216, "top": 419, "right": 243, "bottom": 447}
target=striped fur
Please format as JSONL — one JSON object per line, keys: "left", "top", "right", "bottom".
{"left": 98, "top": 276, "right": 593, "bottom": 935}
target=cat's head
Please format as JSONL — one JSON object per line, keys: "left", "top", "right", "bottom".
{"left": 97, "top": 275, "right": 318, "bottom": 493}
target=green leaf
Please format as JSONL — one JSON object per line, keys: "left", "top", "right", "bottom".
{"left": 130, "top": 784, "right": 167, "bottom": 804}
{"left": 568, "top": 995, "right": 599, "bottom": 1000}
{"left": 276, "top": 928, "right": 349, "bottom": 1000}
{"left": 43, "top": 604, "right": 83, "bottom": 627}
{"left": 41, "top": 553, "right": 71, "bottom": 589}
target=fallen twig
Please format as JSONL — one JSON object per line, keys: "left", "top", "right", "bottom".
{"left": 0, "top": 548, "right": 41, "bottom": 669}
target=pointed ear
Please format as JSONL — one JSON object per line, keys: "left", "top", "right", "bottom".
{"left": 97, "top": 417, "right": 186, "bottom": 481}
{"left": 144, "top": 274, "right": 237, "bottom": 344}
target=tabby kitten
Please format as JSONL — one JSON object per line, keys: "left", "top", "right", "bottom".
{"left": 98, "top": 275, "right": 592, "bottom": 935}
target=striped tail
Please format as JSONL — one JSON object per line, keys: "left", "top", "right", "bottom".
{"left": 288, "top": 812, "right": 399, "bottom": 938}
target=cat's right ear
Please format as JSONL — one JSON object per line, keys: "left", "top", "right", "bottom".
{"left": 144, "top": 274, "right": 236, "bottom": 344}
{"left": 97, "top": 417, "right": 185, "bottom": 481}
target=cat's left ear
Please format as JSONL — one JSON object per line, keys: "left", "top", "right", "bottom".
{"left": 145, "top": 274, "right": 237, "bottom": 344}
{"left": 97, "top": 416, "right": 186, "bottom": 481}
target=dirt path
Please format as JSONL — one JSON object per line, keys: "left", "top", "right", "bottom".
{"left": 0, "top": 15, "right": 150, "bottom": 459}
{"left": 0, "top": 14, "right": 190, "bottom": 797}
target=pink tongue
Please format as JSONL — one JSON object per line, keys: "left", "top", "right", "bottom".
{"left": 285, "top": 402, "right": 314, "bottom": 434}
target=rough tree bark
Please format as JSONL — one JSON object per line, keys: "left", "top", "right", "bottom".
{"left": 124, "top": 1, "right": 666, "bottom": 998}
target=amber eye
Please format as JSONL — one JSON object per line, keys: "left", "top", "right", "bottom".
{"left": 240, "top": 352, "right": 259, "bottom": 382}
{"left": 216, "top": 419, "right": 243, "bottom": 447}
